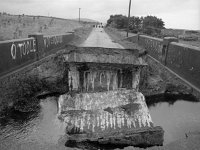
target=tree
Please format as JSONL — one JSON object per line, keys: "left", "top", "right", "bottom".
{"left": 107, "top": 14, "right": 165, "bottom": 36}
{"left": 107, "top": 14, "right": 127, "bottom": 29}
{"left": 142, "top": 16, "right": 165, "bottom": 35}
{"left": 129, "top": 16, "right": 142, "bottom": 33}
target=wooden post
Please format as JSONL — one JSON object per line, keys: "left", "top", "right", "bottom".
{"left": 79, "top": 8, "right": 81, "bottom": 22}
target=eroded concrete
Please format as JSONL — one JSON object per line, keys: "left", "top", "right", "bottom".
{"left": 55, "top": 46, "right": 164, "bottom": 147}
{"left": 58, "top": 90, "right": 163, "bottom": 146}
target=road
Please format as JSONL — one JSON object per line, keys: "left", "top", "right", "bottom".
{"left": 80, "top": 27, "right": 124, "bottom": 48}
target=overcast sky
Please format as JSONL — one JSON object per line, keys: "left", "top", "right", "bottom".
{"left": 0, "top": 0, "right": 199, "bottom": 30}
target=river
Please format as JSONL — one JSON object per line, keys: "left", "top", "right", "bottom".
{"left": 0, "top": 97, "right": 69, "bottom": 150}
{"left": 148, "top": 98, "right": 200, "bottom": 145}
{"left": 0, "top": 95, "right": 200, "bottom": 150}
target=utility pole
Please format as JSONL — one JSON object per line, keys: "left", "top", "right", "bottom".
{"left": 79, "top": 8, "right": 81, "bottom": 22}
{"left": 127, "top": 0, "right": 132, "bottom": 37}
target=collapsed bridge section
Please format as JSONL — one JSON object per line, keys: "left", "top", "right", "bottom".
{"left": 63, "top": 46, "right": 146, "bottom": 92}
{"left": 58, "top": 45, "right": 164, "bottom": 147}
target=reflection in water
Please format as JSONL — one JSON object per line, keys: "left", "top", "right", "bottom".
{"left": 0, "top": 97, "right": 67, "bottom": 150}
{"left": 146, "top": 94, "right": 200, "bottom": 145}
{"left": 146, "top": 93, "right": 198, "bottom": 107}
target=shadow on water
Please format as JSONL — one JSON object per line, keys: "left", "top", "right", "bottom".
{"left": 145, "top": 93, "right": 198, "bottom": 108}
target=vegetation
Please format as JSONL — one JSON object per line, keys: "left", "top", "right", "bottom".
{"left": 0, "top": 53, "right": 69, "bottom": 113}
{"left": 0, "top": 12, "right": 82, "bottom": 41}
{"left": 107, "top": 14, "right": 165, "bottom": 36}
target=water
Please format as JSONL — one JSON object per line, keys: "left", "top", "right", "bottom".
{"left": 0, "top": 94, "right": 200, "bottom": 149}
{"left": 147, "top": 95, "right": 200, "bottom": 145}
{"left": 0, "top": 97, "right": 67, "bottom": 150}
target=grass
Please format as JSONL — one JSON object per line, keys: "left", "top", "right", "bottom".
{"left": 108, "top": 27, "right": 200, "bottom": 47}
{"left": 161, "top": 29, "right": 200, "bottom": 47}
{"left": 0, "top": 14, "right": 83, "bottom": 41}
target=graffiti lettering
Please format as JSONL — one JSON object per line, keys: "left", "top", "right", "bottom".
{"left": 44, "top": 35, "right": 63, "bottom": 48}
{"left": 11, "top": 43, "right": 17, "bottom": 59}
{"left": 10, "top": 39, "right": 36, "bottom": 60}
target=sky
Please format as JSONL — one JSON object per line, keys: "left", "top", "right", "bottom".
{"left": 0, "top": 0, "right": 199, "bottom": 30}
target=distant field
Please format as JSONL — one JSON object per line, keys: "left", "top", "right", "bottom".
{"left": 0, "top": 14, "right": 84, "bottom": 41}
{"left": 113, "top": 27, "right": 200, "bottom": 47}
{"left": 178, "top": 40, "right": 200, "bottom": 47}
{"left": 161, "top": 29, "right": 200, "bottom": 47}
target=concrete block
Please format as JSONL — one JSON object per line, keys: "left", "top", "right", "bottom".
{"left": 58, "top": 90, "right": 164, "bottom": 146}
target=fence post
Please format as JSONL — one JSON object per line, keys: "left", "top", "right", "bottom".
{"left": 162, "top": 37, "right": 178, "bottom": 65}
{"left": 28, "top": 33, "right": 44, "bottom": 60}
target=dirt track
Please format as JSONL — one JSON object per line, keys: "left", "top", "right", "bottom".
{"left": 80, "top": 27, "right": 124, "bottom": 48}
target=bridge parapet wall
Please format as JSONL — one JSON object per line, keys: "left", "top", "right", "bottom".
{"left": 0, "top": 38, "right": 37, "bottom": 77}
{"left": 128, "top": 34, "right": 200, "bottom": 92}
{"left": 166, "top": 42, "right": 200, "bottom": 89}
{"left": 0, "top": 32, "right": 74, "bottom": 77}
{"left": 138, "top": 35, "right": 163, "bottom": 62}
{"left": 43, "top": 33, "right": 74, "bottom": 54}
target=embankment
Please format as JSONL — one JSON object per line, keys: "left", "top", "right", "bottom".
{"left": 105, "top": 27, "right": 200, "bottom": 99}
{"left": 0, "top": 14, "right": 85, "bottom": 41}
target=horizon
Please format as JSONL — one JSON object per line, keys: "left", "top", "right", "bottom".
{"left": 0, "top": 0, "right": 199, "bottom": 30}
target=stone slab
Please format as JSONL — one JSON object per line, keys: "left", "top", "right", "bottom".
{"left": 62, "top": 46, "right": 147, "bottom": 66}
{"left": 58, "top": 90, "right": 164, "bottom": 146}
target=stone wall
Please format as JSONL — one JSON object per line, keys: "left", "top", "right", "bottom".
{"left": 127, "top": 34, "right": 200, "bottom": 97}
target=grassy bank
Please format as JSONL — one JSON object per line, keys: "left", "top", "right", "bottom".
{"left": 0, "top": 55, "right": 67, "bottom": 113}
{"left": 0, "top": 14, "right": 83, "bottom": 41}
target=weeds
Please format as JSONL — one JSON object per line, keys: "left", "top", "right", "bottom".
{"left": 0, "top": 73, "right": 67, "bottom": 112}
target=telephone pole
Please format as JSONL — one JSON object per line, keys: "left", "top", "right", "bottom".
{"left": 127, "top": 0, "right": 132, "bottom": 37}
{"left": 79, "top": 8, "right": 81, "bottom": 22}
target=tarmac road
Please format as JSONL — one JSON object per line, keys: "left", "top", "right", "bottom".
{"left": 80, "top": 27, "right": 124, "bottom": 48}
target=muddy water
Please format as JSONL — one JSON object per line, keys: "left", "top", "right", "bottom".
{"left": 0, "top": 97, "right": 68, "bottom": 150}
{"left": 147, "top": 96, "right": 200, "bottom": 145}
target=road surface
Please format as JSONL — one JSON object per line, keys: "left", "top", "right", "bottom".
{"left": 80, "top": 27, "right": 124, "bottom": 48}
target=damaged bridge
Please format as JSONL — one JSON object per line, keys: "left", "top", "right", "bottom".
{"left": 0, "top": 27, "right": 164, "bottom": 148}
{"left": 58, "top": 45, "right": 164, "bottom": 147}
